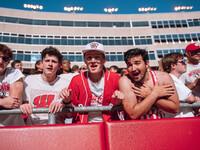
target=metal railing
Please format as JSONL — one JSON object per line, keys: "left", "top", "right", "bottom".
{"left": 0, "top": 103, "right": 200, "bottom": 124}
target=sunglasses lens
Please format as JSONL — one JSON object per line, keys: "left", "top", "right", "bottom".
{"left": 182, "top": 59, "right": 186, "bottom": 64}
{"left": 2, "top": 56, "right": 9, "bottom": 62}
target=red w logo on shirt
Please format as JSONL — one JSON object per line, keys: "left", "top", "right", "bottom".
{"left": 33, "top": 94, "right": 55, "bottom": 108}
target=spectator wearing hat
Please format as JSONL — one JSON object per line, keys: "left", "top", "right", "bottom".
{"left": 59, "top": 42, "right": 124, "bottom": 123}
{"left": 180, "top": 43, "right": 200, "bottom": 97}
{"left": 180, "top": 43, "right": 200, "bottom": 116}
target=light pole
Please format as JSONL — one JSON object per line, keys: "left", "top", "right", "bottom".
{"left": 104, "top": 8, "right": 118, "bottom": 14}
{"left": 24, "top": 4, "right": 43, "bottom": 11}
{"left": 64, "top": 7, "right": 84, "bottom": 13}
{"left": 174, "top": 6, "right": 193, "bottom": 12}
{"left": 138, "top": 7, "right": 157, "bottom": 13}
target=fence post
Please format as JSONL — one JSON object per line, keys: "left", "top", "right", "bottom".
{"left": 48, "top": 113, "right": 56, "bottom": 124}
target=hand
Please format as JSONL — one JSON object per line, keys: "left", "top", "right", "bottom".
{"left": 195, "top": 96, "right": 200, "bottom": 102}
{"left": 193, "top": 76, "right": 200, "bottom": 87}
{"left": 132, "top": 84, "right": 152, "bottom": 98}
{"left": 0, "top": 96, "right": 20, "bottom": 109}
{"left": 49, "top": 101, "right": 62, "bottom": 113}
{"left": 112, "top": 90, "right": 124, "bottom": 105}
{"left": 20, "top": 103, "right": 33, "bottom": 115}
{"left": 152, "top": 82, "right": 175, "bottom": 98}
{"left": 58, "top": 88, "right": 72, "bottom": 104}
{"left": 194, "top": 108, "right": 200, "bottom": 117}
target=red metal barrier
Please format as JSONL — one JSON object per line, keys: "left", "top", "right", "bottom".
{"left": 105, "top": 118, "right": 200, "bottom": 150}
{"left": 0, "top": 123, "right": 105, "bottom": 150}
{"left": 1, "top": 118, "right": 200, "bottom": 150}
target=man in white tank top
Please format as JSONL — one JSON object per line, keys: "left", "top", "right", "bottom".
{"left": 119, "top": 48, "right": 179, "bottom": 120}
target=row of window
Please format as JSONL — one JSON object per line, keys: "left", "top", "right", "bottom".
{"left": 151, "top": 18, "right": 200, "bottom": 28}
{"left": 187, "top": 19, "right": 200, "bottom": 27}
{"left": 151, "top": 20, "right": 188, "bottom": 28}
{"left": 157, "top": 49, "right": 186, "bottom": 58}
{"left": 0, "top": 35, "right": 134, "bottom": 46}
{"left": 0, "top": 15, "right": 199, "bottom": 28}
{"left": 13, "top": 50, "right": 157, "bottom": 62}
{"left": 154, "top": 33, "right": 200, "bottom": 43}
{"left": 13, "top": 48, "right": 187, "bottom": 63}
{"left": 0, "top": 16, "right": 130, "bottom": 27}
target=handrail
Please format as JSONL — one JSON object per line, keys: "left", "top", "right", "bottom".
{"left": 0, "top": 103, "right": 199, "bottom": 124}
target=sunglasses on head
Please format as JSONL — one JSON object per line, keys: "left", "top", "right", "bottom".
{"left": 0, "top": 56, "right": 10, "bottom": 62}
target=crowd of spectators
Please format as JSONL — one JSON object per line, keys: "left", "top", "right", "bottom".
{"left": 0, "top": 41, "right": 200, "bottom": 126}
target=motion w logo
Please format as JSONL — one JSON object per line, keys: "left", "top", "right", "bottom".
{"left": 33, "top": 94, "right": 55, "bottom": 107}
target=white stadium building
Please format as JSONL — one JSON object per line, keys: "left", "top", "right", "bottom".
{"left": 0, "top": 7, "right": 200, "bottom": 72}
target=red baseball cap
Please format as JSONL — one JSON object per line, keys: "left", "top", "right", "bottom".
{"left": 185, "top": 43, "right": 200, "bottom": 53}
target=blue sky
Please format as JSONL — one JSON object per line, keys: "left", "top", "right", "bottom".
{"left": 0, "top": 0, "right": 199, "bottom": 14}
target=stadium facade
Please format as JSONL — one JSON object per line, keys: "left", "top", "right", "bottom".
{"left": 0, "top": 7, "right": 200, "bottom": 71}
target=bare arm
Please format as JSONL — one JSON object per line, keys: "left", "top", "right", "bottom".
{"left": 9, "top": 78, "right": 23, "bottom": 99}
{"left": 119, "top": 76, "right": 158, "bottom": 119}
{"left": 187, "top": 76, "right": 200, "bottom": 90}
{"left": 155, "top": 72, "right": 179, "bottom": 114}
{"left": 0, "top": 78, "right": 23, "bottom": 109}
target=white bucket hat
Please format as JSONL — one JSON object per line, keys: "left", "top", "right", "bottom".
{"left": 82, "top": 42, "right": 105, "bottom": 55}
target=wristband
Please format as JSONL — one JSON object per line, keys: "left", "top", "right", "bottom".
{"left": 62, "top": 100, "right": 71, "bottom": 105}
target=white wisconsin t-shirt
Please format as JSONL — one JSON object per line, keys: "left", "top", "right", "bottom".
{"left": 180, "top": 63, "right": 200, "bottom": 97}
{"left": 0, "top": 68, "right": 25, "bottom": 126}
{"left": 87, "top": 72, "right": 104, "bottom": 123}
{"left": 23, "top": 74, "right": 70, "bottom": 125}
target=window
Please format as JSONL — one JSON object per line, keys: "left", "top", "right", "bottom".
{"left": 160, "top": 35, "right": 166, "bottom": 43}
{"left": 178, "top": 34, "right": 185, "bottom": 42}
{"left": 191, "top": 33, "right": 198, "bottom": 41}
{"left": 151, "top": 21, "right": 157, "bottom": 28}
{"left": 169, "top": 20, "right": 175, "bottom": 28}
{"left": 19, "top": 18, "right": 33, "bottom": 25}
{"left": 33, "top": 20, "right": 46, "bottom": 25}
{"left": 172, "top": 34, "right": 179, "bottom": 42}
{"left": 2, "top": 36, "right": 9, "bottom": 43}
{"left": 132, "top": 21, "right": 149, "bottom": 27}
{"left": 148, "top": 51, "right": 155, "bottom": 60}
{"left": 54, "top": 39, "right": 60, "bottom": 45}
{"left": 154, "top": 35, "right": 160, "bottom": 43}
{"left": 113, "top": 22, "right": 125, "bottom": 27}
{"left": 157, "top": 50, "right": 163, "bottom": 58}
{"left": 101, "top": 22, "right": 112, "bottom": 27}
{"left": 25, "top": 38, "right": 32, "bottom": 44}
{"left": 61, "top": 21, "right": 74, "bottom": 26}
{"left": 157, "top": 21, "right": 163, "bottom": 28}
{"left": 181, "top": 20, "right": 187, "bottom": 27}
{"left": 88, "top": 22, "right": 99, "bottom": 27}
{"left": 166, "top": 35, "right": 172, "bottom": 42}
{"left": 47, "top": 39, "right": 53, "bottom": 45}
{"left": 75, "top": 21, "right": 86, "bottom": 27}
{"left": 185, "top": 34, "right": 191, "bottom": 42}
{"left": 175, "top": 20, "right": 181, "bottom": 27}
{"left": 48, "top": 20, "right": 60, "bottom": 26}
{"left": 163, "top": 21, "right": 169, "bottom": 28}
{"left": 4, "top": 17, "right": 18, "bottom": 23}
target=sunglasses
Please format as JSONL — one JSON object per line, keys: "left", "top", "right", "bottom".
{"left": 177, "top": 59, "right": 186, "bottom": 64}
{"left": 0, "top": 56, "right": 10, "bottom": 62}
{"left": 80, "top": 67, "right": 87, "bottom": 70}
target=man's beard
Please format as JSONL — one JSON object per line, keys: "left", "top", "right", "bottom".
{"left": 134, "top": 68, "right": 147, "bottom": 86}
